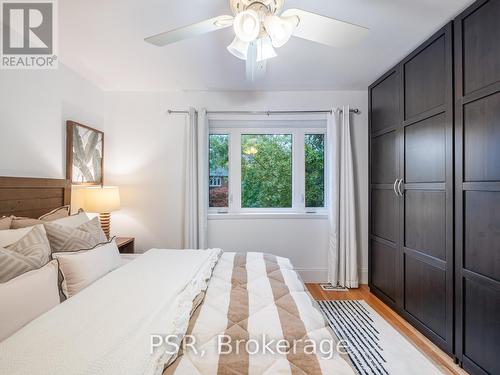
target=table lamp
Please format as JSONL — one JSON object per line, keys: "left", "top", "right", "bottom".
{"left": 84, "top": 186, "right": 121, "bottom": 239}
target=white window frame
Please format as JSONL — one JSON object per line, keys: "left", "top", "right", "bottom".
{"left": 209, "top": 176, "right": 222, "bottom": 187}
{"left": 208, "top": 116, "right": 328, "bottom": 217}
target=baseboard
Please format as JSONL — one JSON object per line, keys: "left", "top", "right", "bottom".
{"left": 296, "top": 268, "right": 329, "bottom": 283}
{"left": 360, "top": 267, "right": 368, "bottom": 284}
{"left": 297, "top": 267, "right": 369, "bottom": 284}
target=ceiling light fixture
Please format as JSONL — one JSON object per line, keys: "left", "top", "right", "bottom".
{"left": 233, "top": 9, "right": 261, "bottom": 42}
{"left": 145, "top": 0, "right": 369, "bottom": 81}
{"left": 227, "top": 36, "right": 250, "bottom": 60}
{"left": 256, "top": 36, "right": 277, "bottom": 62}
{"left": 264, "top": 15, "right": 299, "bottom": 48}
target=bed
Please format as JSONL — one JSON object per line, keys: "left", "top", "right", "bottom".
{"left": 0, "top": 177, "right": 355, "bottom": 375}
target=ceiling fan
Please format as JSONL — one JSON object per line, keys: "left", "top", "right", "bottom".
{"left": 145, "top": 0, "right": 369, "bottom": 81}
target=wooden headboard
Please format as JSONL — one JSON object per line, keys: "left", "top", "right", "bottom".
{"left": 0, "top": 177, "right": 71, "bottom": 218}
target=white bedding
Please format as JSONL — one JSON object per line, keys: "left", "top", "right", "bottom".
{"left": 0, "top": 248, "right": 221, "bottom": 375}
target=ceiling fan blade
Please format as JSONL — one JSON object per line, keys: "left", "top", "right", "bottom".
{"left": 281, "top": 8, "right": 368, "bottom": 48}
{"left": 145, "top": 15, "right": 234, "bottom": 47}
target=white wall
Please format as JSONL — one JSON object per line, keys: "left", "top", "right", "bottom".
{"left": 0, "top": 68, "right": 368, "bottom": 283}
{"left": 0, "top": 65, "right": 105, "bottom": 178}
{"left": 0, "top": 65, "right": 106, "bottom": 208}
{"left": 105, "top": 90, "right": 369, "bottom": 283}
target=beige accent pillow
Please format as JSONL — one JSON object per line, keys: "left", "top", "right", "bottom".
{"left": 44, "top": 217, "right": 107, "bottom": 253}
{"left": 51, "top": 210, "right": 89, "bottom": 228}
{"left": 10, "top": 218, "right": 43, "bottom": 229}
{"left": 0, "top": 227, "right": 35, "bottom": 248}
{"left": 0, "top": 260, "right": 60, "bottom": 342}
{"left": 0, "top": 216, "right": 12, "bottom": 230}
{"left": 38, "top": 205, "right": 71, "bottom": 221}
{"left": 52, "top": 240, "right": 122, "bottom": 298}
{"left": 0, "top": 225, "right": 52, "bottom": 283}
{"left": 10, "top": 205, "right": 72, "bottom": 229}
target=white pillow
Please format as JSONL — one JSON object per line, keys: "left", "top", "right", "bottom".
{"left": 0, "top": 225, "right": 47, "bottom": 248}
{"left": 52, "top": 211, "right": 90, "bottom": 228}
{"left": 52, "top": 240, "right": 122, "bottom": 298}
{"left": 0, "top": 260, "right": 60, "bottom": 342}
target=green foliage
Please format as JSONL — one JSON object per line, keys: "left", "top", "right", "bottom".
{"left": 241, "top": 134, "right": 292, "bottom": 208}
{"left": 209, "top": 135, "right": 229, "bottom": 173}
{"left": 305, "top": 134, "right": 325, "bottom": 207}
{"left": 209, "top": 133, "right": 325, "bottom": 209}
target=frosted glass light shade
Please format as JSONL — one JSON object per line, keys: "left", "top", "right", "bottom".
{"left": 227, "top": 37, "right": 249, "bottom": 60}
{"left": 233, "top": 10, "right": 261, "bottom": 42}
{"left": 264, "top": 15, "right": 298, "bottom": 48}
{"left": 256, "top": 37, "right": 277, "bottom": 62}
{"left": 84, "top": 186, "right": 121, "bottom": 213}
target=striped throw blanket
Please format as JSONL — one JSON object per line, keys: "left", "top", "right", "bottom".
{"left": 165, "top": 252, "right": 356, "bottom": 375}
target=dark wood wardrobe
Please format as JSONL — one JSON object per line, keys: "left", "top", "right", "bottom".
{"left": 368, "top": 0, "right": 500, "bottom": 374}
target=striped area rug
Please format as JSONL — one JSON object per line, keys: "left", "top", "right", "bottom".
{"left": 318, "top": 300, "right": 444, "bottom": 375}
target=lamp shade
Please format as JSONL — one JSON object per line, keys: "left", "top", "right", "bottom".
{"left": 84, "top": 186, "right": 121, "bottom": 213}
{"left": 264, "top": 15, "right": 298, "bottom": 48}
{"left": 227, "top": 36, "right": 249, "bottom": 60}
{"left": 233, "top": 10, "right": 261, "bottom": 42}
{"left": 256, "top": 36, "right": 277, "bottom": 62}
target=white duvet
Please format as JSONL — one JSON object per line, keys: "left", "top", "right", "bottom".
{"left": 0, "top": 248, "right": 222, "bottom": 375}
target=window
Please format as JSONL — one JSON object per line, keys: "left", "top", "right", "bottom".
{"left": 241, "top": 134, "right": 292, "bottom": 208}
{"left": 305, "top": 134, "right": 325, "bottom": 208}
{"left": 209, "top": 134, "right": 229, "bottom": 208}
{"left": 208, "top": 120, "right": 327, "bottom": 214}
{"left": 209, "top": 177, "right": 222, "bottom": 187}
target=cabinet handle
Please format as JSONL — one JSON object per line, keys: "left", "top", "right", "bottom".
{"left": 397, "top": 179, "right": 404, "bottom": 196}
{"left": 393, "top": 179, "right": 400, "bottom": 196}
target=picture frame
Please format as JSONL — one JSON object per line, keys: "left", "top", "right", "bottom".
{"left": 66, "top": 121, "right": 104, "bottom": 186}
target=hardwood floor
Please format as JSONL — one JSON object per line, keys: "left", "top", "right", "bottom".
{"left": 306, "top": 284, "right": 468, "bottom": 375}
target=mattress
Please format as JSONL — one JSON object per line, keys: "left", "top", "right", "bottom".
{"left": 0, "top": 250, "right": 355, "bottom": 375}
{"left": 164, "top": 252, "right": 355, "bottom": 375}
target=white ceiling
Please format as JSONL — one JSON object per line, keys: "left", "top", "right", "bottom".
{"left": 59, "top": 0, "right": 475, "bottom": 92}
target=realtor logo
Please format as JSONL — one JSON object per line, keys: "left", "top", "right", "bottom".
{"left": 1, "top": 0, "right": 58, "bottom": 69}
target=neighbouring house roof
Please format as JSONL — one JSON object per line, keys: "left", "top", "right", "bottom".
{"left": 210, "top": 167, "right": 228, "bottom": 177}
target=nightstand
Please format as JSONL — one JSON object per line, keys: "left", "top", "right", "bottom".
{"left": 115, "top": 237, "right": 135, "bottom": 254}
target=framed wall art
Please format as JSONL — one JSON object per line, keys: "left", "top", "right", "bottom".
{"left": 66, "top": 121, "right": 104, "bottom": 185}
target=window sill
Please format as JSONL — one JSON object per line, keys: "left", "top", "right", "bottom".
{"left": 208, "top": 213, "right": 328, "bottom": 220}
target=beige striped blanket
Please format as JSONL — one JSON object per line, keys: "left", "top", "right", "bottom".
{"left": 165, "top": 252, "right": 356, "bottom": 375}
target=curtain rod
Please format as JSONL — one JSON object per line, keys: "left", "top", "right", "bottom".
{"left": 167, "top": 108, "right": 360, "bottom": 115}
{"left": 167, "top": 110, "right": 191, "bottom": 114}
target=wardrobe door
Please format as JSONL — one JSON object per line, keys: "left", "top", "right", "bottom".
{"left": 369, "top": 68, "right": 402, "bottom": 308}
{"left": 400, "top": 24, "right": 454, "bottom": 355}
{"left": 455, "top": 1, "right": 500, "bottom": 374}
